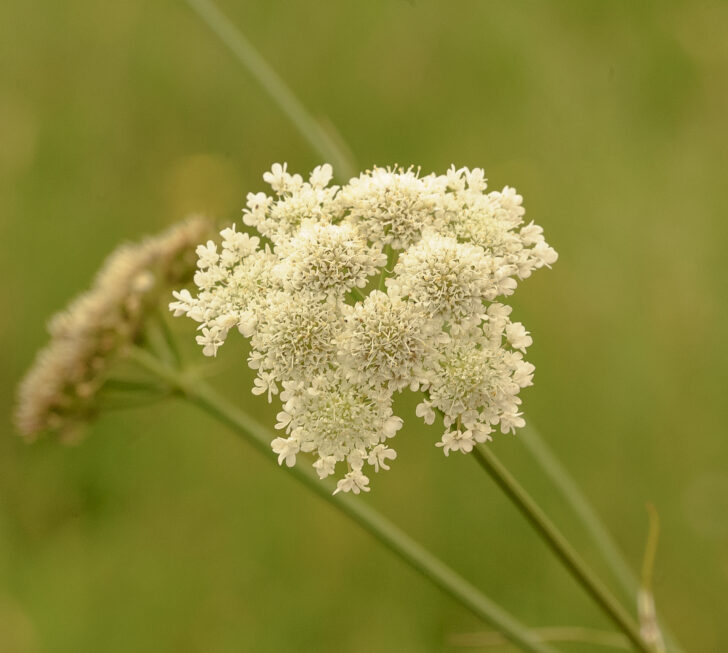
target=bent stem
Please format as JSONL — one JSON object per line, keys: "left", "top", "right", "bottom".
{"left": 518, "top": 425, "right": 683, "bottom": 653}
{"left": 126, "top": 346, "right": 555, "bottom": 653}
{"left": 473, "top": 444, "right": 655, "bottom": 653}
{"left": 183, "top": 0, "right": 356, "bottom": 180}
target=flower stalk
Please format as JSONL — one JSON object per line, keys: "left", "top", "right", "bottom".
{"left": 127, "top": 345, "right": 556, "bottom": 653}
{"left": 518, "top": 425, "right": 683, "bottom": 653}
{"left": 472, "top": 444, "right": 655, "bottom": 653}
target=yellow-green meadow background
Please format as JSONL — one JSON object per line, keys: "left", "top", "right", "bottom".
{"left": 2, "top": 1, "right": 726, "bottom": 651}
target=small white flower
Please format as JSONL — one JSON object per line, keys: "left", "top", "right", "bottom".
{"left": 382, "top": 416, "right": 404, "bottom": 438}
{"left": 347, "top": 448, "right": 366, "bottom": 471}
{"left": 533, "top": 241, "right": 559, "bottom": 267}
{"left": 169, "top": 288, "right": 195, "bottom": 317}
{"left": 273, "top": 375, "right": 400, "bottom": 488}
{"left": 196, "top": 325, "right": 226, "bottom": 357}
{"left": 309, "top": 163, "right": 334, "bottom": 189}
{"left": 436, "top": 431, "right": 456, "bottom": 456}
{"left": 506, "top": 322, "right": 532, "bottom": 352}
{"left": 499, "top": 411, "right": 526, "bottom": 434}
{"left": 472, "top": 423, "right": 494, "bottom": 444}
{"left": 512, "top": 359, "right": 535, "bottom": 388}
{"left": 334, "top": 469, "right": 370, "bottom": 495}
{"left": 195, "top": 241, "right": 220, "bottom": 269}
{"left": 252, "top": 372, "right": 278, "bottom": 402}
{"left": 243, "top": 163, "right": 340, "bottom": 244}
{"left": 436, "top": 429, "right": 476, "bottom": 456}
{"left": 262, "top": 162, "right": 303, "bottom": 194}
{"left": 313, "top": 455, "right": 337, "bottom": 479}
{"left": 368, "top": 444, "right": 397, "bottom": 472}
{"left": 415, "top": 401, "right": 436, "bottom": 425}
{"left": 271, "top": 436, "right": 299, "bottom": 467}
{"left": 274, "top": 410, "right": 292, "bottom": 430}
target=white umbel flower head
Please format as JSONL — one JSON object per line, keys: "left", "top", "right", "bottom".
{"left": 171, "top": 163, "right": 557, "bottom": 492}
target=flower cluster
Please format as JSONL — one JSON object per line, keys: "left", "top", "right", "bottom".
{"left": 171, "top": 164, "right": 556, "bottom": 493}
{"left": 15, "top": 216, "right": 212, "bottom": 440}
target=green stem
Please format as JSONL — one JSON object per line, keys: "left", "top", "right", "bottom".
{"left": 519, "top": 425, "right": 684, "bottom": 653}
{"left": 102, "top": 378, "right": 168, "bottom": 393}
{"left": 126, "top": 346, "right": 555, "bottom": 653}
{"left": 183, "top": 0, "right": 357, "bottom": 181}
{"left": 638, "top": 505, "right": 666, "bottom": 653}
{"left": 156, "top": 309, "right": 183, "bottom": 368}
{"left": 449, "top": 626, "right": 630, "bottom": 650}
{"left": 378, "top": 244, "right": 393, "bottom": 291}
{"left": 143, "top": 316, "right": 175, "bottom": 367}
{"left": 351, "top": 287, "right": 367, "bottom": 302}
{"left": 520, "top": 425, "right": 635, "bottom": 599}
{"left": 473, "top": 445, "right": 654, "bottom": 653}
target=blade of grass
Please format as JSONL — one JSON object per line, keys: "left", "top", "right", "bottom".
{"left": 449, "top": 626, "right": 630, "bottom": 650}
{"left": 183, "top": 0, "right": 357, "bottom": 180}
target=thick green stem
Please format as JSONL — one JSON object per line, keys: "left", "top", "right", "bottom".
{"left": 127, "top": 346, "right": 555, "bottom": 653}
{"left": 183, "top": 0, "right": 356, "bottom": 181}
{"left": 473, "top": 444, "right": 654, "bottom": 653}
{"left": 519, "top": 425, "right": 683, "bottom": 653}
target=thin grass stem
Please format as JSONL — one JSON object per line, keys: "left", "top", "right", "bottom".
{"left": 449, "top": 626, "right": 630, "bottom": 650}
{"left": 638, "top": 504, "right": 666, "bottom": 652}
{"left": 183, "top": 0, "right": 357, "bottom": 180}
{"left": 156, "top": 309, "right": 183, "bottom": 367}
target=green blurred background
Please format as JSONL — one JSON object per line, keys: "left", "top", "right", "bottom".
{"left": 2, "top": 1, "right": 727, "bottom": 651}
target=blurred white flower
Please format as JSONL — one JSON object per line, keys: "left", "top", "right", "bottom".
{"left": 16, "top": 216, "right": 212, "bottom": 439}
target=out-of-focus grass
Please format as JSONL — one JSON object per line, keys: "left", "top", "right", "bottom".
{"left": 1, "top": 1, "right": 727, "bottom": 651}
